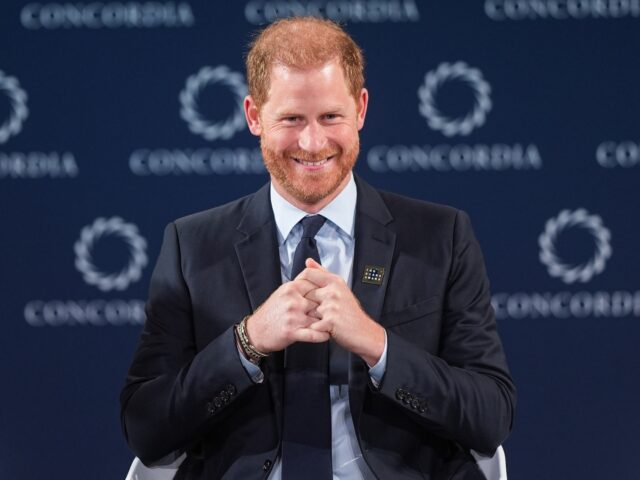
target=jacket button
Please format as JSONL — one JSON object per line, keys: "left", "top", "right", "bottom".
{"left": 395, "top": 388, "right": 406, "bottom": 401}
{"left": 402, "top": 393, "right": 412, "bottom": 405}
{"left": 226, "top": 384, "right": 237, "bottom": 396}
{"left": 214, "top": 397, "right": 223, "bottom": 408}
{"left": 220, "top": 390, "right": 230, "bottom": 403}
{"left": 419, "top": 403, "right": 427, "bottom": 413}
{"left": 262, "top": 459, "right": 272, "bottom": 471}
{"left": 206, "top": 402, "right": 215, "bottom": 415}
{"left": 411, "top": 398, "right": 421, "bottom": 410}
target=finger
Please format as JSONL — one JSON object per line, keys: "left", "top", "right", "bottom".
{"left": 300, "top": 299, "right": 320, "bottom": 317}
{"left": 305, "top": 258, "right": 325, "bottom": 270}
{"left": 296, "top": 267, "right": 334, "bottom": 287}
{"left": 308, "top": 318, "right": 333, "bottom": 334}
{"left": 290, "top": 277, "right": 321, "bottom": 295}
{"left": 307, "top": 307, "right": 321, "bottom": 320}
{"left": 309, "top": 317, "right": 333, "bottom": 330}
{"left": 308, "top": 320, "right": 331, "bottom": 332}
{"left": 304, "top": 287, "right": 327, "bottom": 304}
{"left": 284, "top": 308, "right": 320, "bottom": 331}
{"left": 293, "top": 328, "right": 331, "bottom": 343}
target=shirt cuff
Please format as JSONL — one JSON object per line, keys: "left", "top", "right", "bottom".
{"left": 237, "top": 343, "right": 264, "bottom": 383}
{"left": 367, "top": 330, "right": 388, "bottom": 388}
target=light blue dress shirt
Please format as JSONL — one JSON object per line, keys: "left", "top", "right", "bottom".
{"left": 237, "top": 173, "right": 388, "bottom": 479}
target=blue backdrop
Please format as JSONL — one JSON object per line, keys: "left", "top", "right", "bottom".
{"left": 1, "top": 1, "right": 639, "bottom": 478}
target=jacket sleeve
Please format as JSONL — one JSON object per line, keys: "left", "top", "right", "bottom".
{"left": 119, "top": 222, "right": 255, "bottom": 465}
{"left": 375, "top": 210, "right": 516, "bottom": 455}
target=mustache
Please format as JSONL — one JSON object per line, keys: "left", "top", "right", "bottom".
{"left": 286, "top": 147, "right": 341, "bottom": 162}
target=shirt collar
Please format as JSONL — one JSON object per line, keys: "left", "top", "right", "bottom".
{"left": 270, "top": 173, "right": 357, "bottom": 243}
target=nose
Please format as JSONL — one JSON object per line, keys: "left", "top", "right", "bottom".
{"left": 298, "top": 121, "right": 327, "bottom": 153}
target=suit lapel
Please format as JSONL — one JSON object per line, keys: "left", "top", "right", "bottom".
{"left": 349, "top": 176, "right": 396, "bottom": 428}
{"left": 234, "top": 183, "right": 285, "bottom": 438}
{"left": 351, "top": 178, "right": 396, "bottom": 324}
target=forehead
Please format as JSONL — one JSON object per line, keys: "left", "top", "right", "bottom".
{"left": 265, "top": 60, "right": 353, "bottom": 112}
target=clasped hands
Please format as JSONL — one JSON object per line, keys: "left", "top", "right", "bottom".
{"left": 245, "top": 258, "right": 385, "bottom": 366}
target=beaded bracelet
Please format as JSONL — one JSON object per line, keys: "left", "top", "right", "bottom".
{"left": 235, "top": 315, "right": 269, "bottom": 365}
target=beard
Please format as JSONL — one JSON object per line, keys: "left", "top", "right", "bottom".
{"left": 261, "top": 136, "right": 360, "bottom": 206}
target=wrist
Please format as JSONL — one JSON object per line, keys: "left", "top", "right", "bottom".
{"left": 245, "top": 314, "right": 268, "bottom": 353}
{"left": 360, "top": 323, "right": 386, "bottom": 367}
{"left": 235, "top": 316, "right": 269, "bottom": 365}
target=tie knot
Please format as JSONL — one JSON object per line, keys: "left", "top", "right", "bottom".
{"left": 300, "top": 215, "right": 326, "bottom": 239}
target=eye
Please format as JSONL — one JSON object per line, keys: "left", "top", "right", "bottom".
{"left": 282, "top": 116, "right": 301, "bottom": 123}
{"left": 323, "top": 113, "right": 340, "bottom": 121}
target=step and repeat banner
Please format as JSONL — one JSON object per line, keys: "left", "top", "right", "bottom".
{"left": 1, "top": 2, "right": 638, "bottom": 479}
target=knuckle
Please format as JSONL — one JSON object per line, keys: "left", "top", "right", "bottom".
{"left": 282, "top": 315, "right": 295, "bottom": 329}
{"left": 329, "top": 286, "right": 338, "bottom": 297}
{"left": 283, "top": 286, "right": 295, "bottom": 297}
{"left": 282, "top": 325, "right": 295, "bottom": 340}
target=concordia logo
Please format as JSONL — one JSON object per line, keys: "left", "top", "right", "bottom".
{"left": 24, "top": 217, "right": 148, "bottom": 326}
{"left": 244, "top": 0, "right": 421, "bottom": 25}
{"left": 20, "top": 2, "right": 195, "bottom": 29}
{"left": 538, "top": 209, "right": 611, "bottom": 284}
{"left": 418, "top": 61, "right": 492, "bottom": 137}
{"left": 179, "top": 65, "right": 247, "bottom": 142}
{"left": 0, "top": 70, "right": 29, "bottom": 144}
{"left": 74, "top": 217, "right": 148, "bottom": 291}
{"left": 485, "top": 0, "right": 640, "bottom": 21}
{"left": 367, "top": 60, "right": 542, "bottom": 173}
{"left": 492, "top": 209, "right": 640, "bottom": 319}
{"left": 130, "top": 65, "right": 265, "bottom": 176}
{"left": 0, "top": 68, "right": 78, "bottom": 179}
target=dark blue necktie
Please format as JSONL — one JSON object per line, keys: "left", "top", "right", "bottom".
{"left": 281, "top": 215, "right": 332, "bottom": 479}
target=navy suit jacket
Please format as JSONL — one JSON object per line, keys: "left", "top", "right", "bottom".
{"left": 120, "top": 176, "right": 516, "bottom": 480}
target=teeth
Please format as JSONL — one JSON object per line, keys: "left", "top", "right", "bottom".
{"left": 294, "top": 156, "right": 332, "bottom": 166}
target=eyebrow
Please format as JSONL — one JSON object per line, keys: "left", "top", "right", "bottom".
{"left": 275, "top": 106, "right": 346, "bottom": 117}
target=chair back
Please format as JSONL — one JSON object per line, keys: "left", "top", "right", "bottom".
{"left": 471, "top": 445, "right": 508, "bottom": 480}
{"left": 125, "top": 446, "right": 507, "bottom": 479}
{"left": 125, "top": 454, "right": 185, "bottom": 480}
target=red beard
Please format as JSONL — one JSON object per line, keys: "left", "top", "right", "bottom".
{"left": 261, "top": 137, "right": 359, "bottom": 206}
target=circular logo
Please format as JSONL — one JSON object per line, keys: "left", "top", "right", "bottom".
{"left": 418, "top": 61, "right": 491, "bottom": 137}
{"left": 0, "top": 70, "right": 29, "bottom": 144}
{"left": 179, "top": 65, "right": 247, "bottom": 141}
{"left": 538, "top": 209, "right": 612, "bottom": 284}
{"left": 74, "top": 217, "right": 148, "bottom": 292}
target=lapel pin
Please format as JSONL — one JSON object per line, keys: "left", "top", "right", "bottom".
{"left": 362, "top": 265, "right": 385, "bottom": 285}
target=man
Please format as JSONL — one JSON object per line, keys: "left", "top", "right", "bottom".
{"left": 121, "top": 17, "right": 516, "bottom": 480}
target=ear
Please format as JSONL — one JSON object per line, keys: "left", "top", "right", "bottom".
{"left": 356, "top": 88, "right": 369, "bottom": 130}
{"left": 244, "top": 95, "right": 262, "bottom": 136}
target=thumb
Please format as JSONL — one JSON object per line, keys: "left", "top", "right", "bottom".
{"left": 305, "top": 258, "right": 325, "bottom": 270}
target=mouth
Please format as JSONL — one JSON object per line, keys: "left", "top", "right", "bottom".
{"left": 292, "top": 155, "right": 335, "bottom": 167}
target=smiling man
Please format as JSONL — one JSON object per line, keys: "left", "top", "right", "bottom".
{"left": 121, "top": 17, "right": 516, "bottom": 480}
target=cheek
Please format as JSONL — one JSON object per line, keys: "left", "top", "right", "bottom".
{"left": 331, "top": 124, "right": 358, "bottom": 143}
{"left": 266, "top": 130, "right": 299, "bottom": 151}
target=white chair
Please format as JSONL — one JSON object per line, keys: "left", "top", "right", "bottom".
{"left": 125, "top": 453, "right": 185, "bottom": 480}
{"left": 472, "top": 445, "right": 508, "bottom": 480}
{"left": 126, "top": 446, "right": 507, "bottom": 480}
